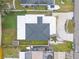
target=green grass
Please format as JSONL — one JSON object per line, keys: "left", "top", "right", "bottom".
{"left": 4, "top": 47, "right": 19, "bottom": 58}
{"left": 2, "top": 29, "right": 16, "bottom": 45}
{"left": 2, "top": 11, "right": 26, "bottom": 29}
{"left": 53, "top": 41, "right": 73, "bottom": 52}
{"left": 2, "top": 11, "right": 27, "bottom": 45}
{"left": 26, "top": 11, "right": 52, "bottom": 16}
{"left": 34, "top": 6, "right": 47, "bottom": 10}
{"left": 55, "top": 0, "right": 73, "bottom": 12}
{"left": 65, "top": 20, "right": 75, "bottom": 33}
{"left": 15, "top": 0, "right": 25, "bottom": 10}
{"left": 19, "top": 40, "right": 48, "bottom": 45}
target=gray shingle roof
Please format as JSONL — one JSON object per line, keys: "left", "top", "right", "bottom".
{"left": 25, "top": 16, "right": 50, "bottom": 40}
{"left": 20, "top": 0, "right": 54, "bottom": 4}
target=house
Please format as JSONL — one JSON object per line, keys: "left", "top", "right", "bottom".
{"left": 17, "top": 14, "right": 56, "bottom": 40}
{"left": 17, "top": 14, "right": 56, "bottom": 59}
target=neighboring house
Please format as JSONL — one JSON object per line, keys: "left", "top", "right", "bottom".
{"left": 19, "top": 51, "right": 53, "bottom": 59}
{"left": 19, "top": 46, "right": 53, "bottom": 59}
{"left": 20, "top": 0, "right": 56, "bottom": 10}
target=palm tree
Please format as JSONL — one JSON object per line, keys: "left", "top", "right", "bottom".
{"left": 51, "top": 34, "right": 57, "bottom": 42}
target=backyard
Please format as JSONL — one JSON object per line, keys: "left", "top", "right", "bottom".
{"left": 2, "top": 11, "right": 50, "bottom": 57}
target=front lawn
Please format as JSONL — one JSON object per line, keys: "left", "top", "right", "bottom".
{"left": 53, "top": 41, "right": 73, "bottom": 52}
{"left": 55, "top": 0, "right": 73, "bottom": 12}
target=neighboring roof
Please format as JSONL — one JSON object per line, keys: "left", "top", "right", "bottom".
{"left": 19, "top": 51, "right": 53, "bottom": 59}
{"left": 20, "top": 0, "right": 54, "bottom": 4}
{"left": 32, "top": 51, "right": 43, "bottom": 59}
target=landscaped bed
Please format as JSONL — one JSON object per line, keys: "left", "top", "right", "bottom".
{"left": 65, "top": 20, "right": 75, "bottom": 33}
{"left": 19, "top": 40, "right": 48, "bottom": 45}
{"left": 55, "top": 0, "right": 73, "bottom": 12}
{"left": 52, "top": 41, "right": 73, "bottom": 52}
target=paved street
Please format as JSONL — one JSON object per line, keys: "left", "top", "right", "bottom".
{"left": 53, "top": 12, "right": 73, "bottom": 41}
{"left": 74, "top": 0, "right": 79, "bottom": 59}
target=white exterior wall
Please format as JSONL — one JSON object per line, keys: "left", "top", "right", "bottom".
{"left": 19, "top": 52, "right": 26, "bottom": 59}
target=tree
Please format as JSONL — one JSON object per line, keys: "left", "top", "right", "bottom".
{"left": 0, "top": 0, "right": 9, "bottom": 16}
{"left": 0, "top": 0, "right": 9, "bottom": 46}
{"left": 51, "top": 34, "right": 57, "bottom": 42}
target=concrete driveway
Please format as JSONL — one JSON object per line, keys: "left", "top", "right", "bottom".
{"left": 53, "top": 12, "right": 73, "bottom": 41}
